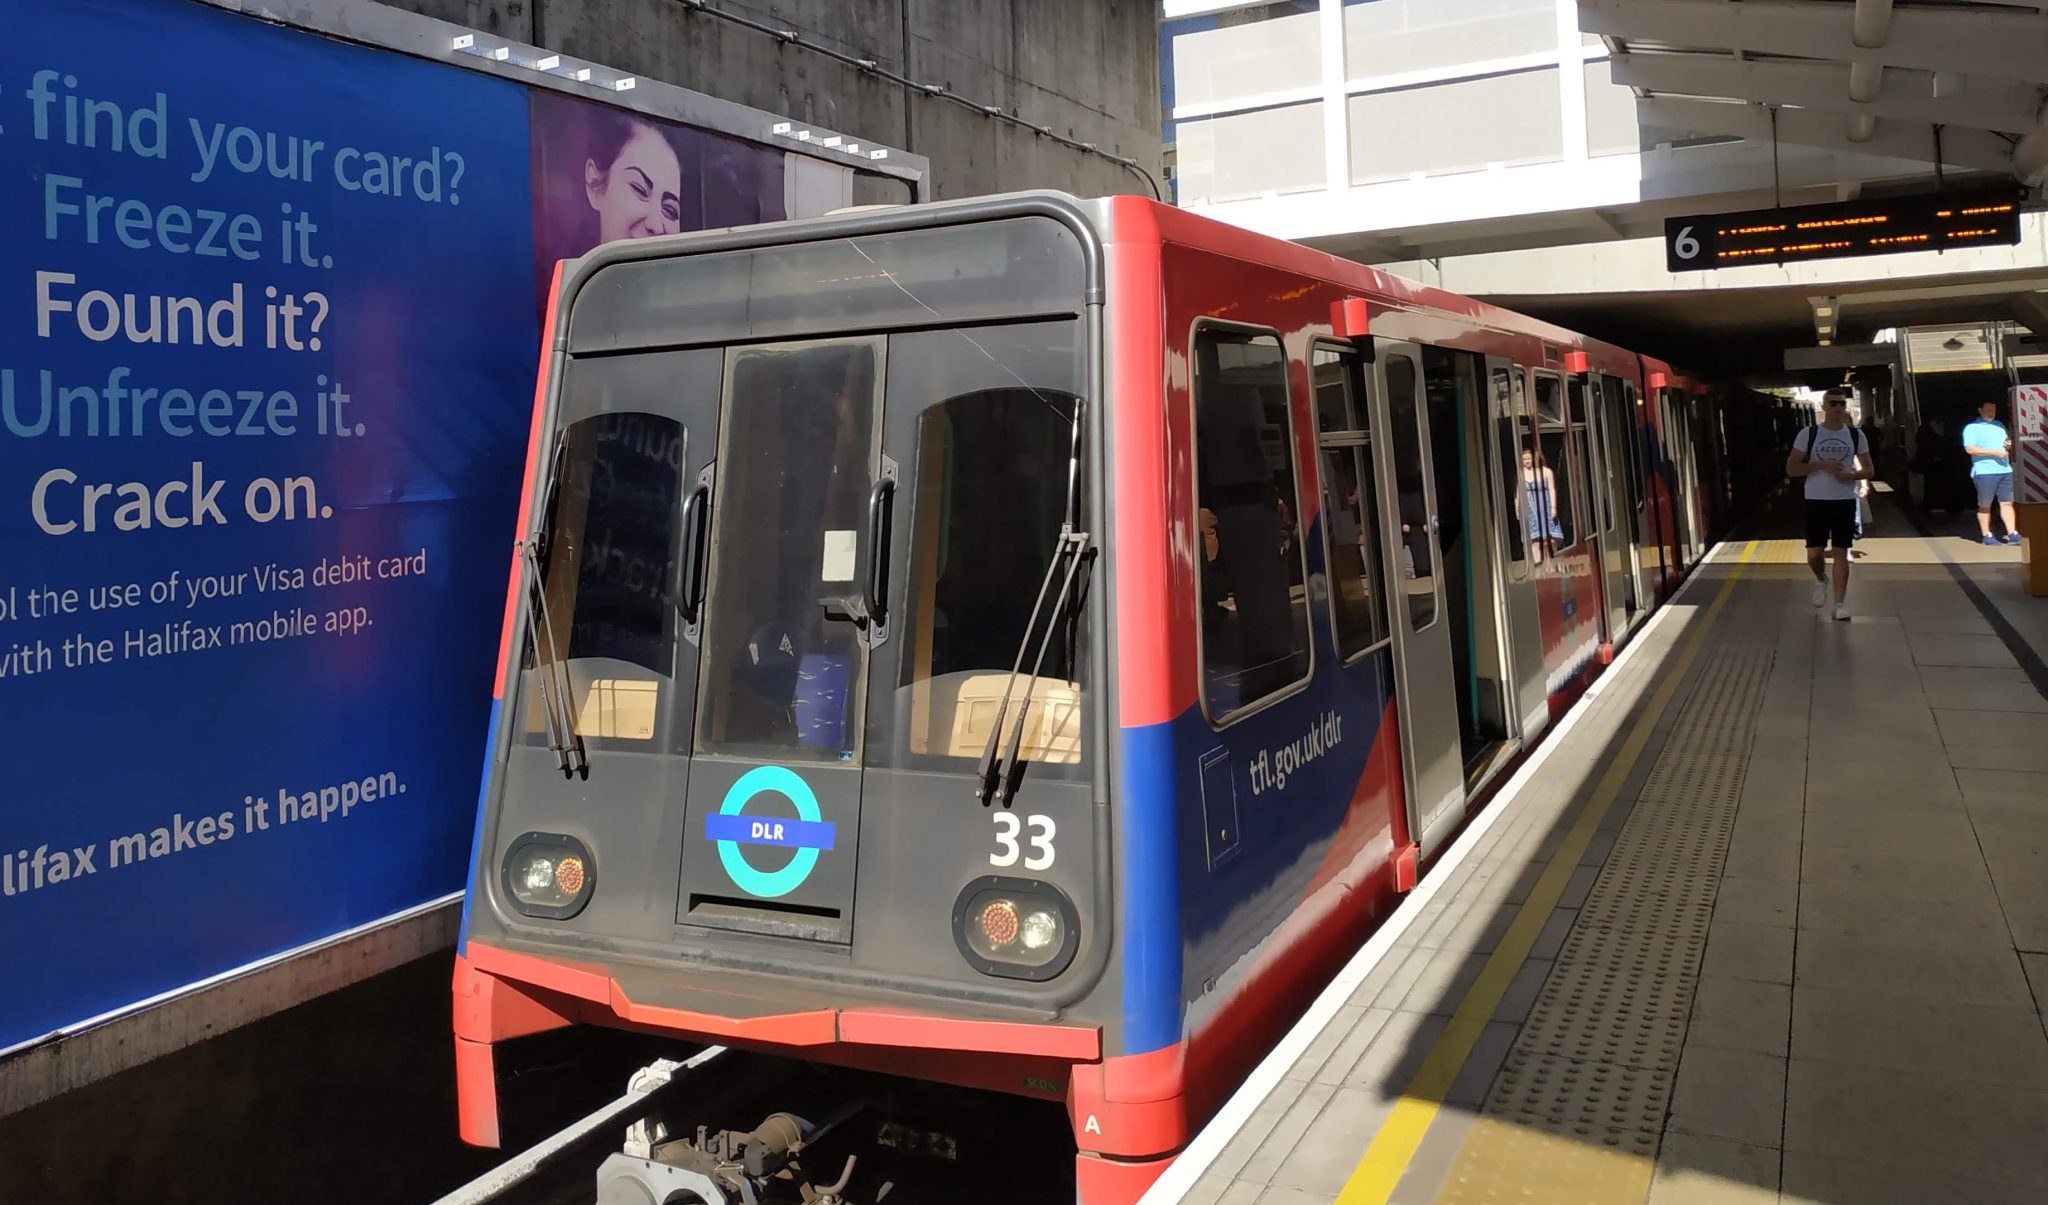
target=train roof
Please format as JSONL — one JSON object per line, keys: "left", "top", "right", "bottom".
{"left": 1100, "top": 194, "right": 1615, "bottom": 356}
{"left": 579, "top": 188, "right": 1708, "bottom": 389}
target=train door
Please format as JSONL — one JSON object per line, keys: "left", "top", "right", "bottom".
{"left": 1490, "top": 359, "right": 1548, "bottom": 738}
{"left": 675, "top": 317, "right": 1094, "bottom": 947}
{"left": 1421, "top": 346, "right": 1514, "bottom": 783}
{"left": 1623, "top": 381, "right": 1659, "bottom": 607}
{"left": 1646, "top": 386, "right": 1681, "bottom": 590}
{"left": 1586, "top": 375, "right": 1634, "bottom": 640}
{"left": 1657, "top": 388, "right": 1693, "bottom": 570}
{"left": 1370, "top": 342, "right": 1464, "bottom": 849}
{"left": 1677, "top": 394, "right": 1705, "bottom": 563}
{"left": 677, "top": 336, "right": 888, "bottom": 943}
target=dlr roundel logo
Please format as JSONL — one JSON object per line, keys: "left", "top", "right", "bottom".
{"left": 706, "top": 766, "right": 837, "bottom": 898}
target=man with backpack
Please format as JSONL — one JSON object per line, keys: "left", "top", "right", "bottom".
{"left": 1786, "top": 389, "right": 1873, "bottom": 621}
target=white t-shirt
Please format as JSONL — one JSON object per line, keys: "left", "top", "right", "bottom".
{"left": 1794, "top": 423, "right": 1867, "bottom": 501}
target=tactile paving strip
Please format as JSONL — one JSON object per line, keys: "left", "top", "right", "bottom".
{"left": 1752, "top": 538, "right": 1809, "bottom": 565}
{"left": 1426, "top": 1118, "right": 1656, "bottom": 1205}
{"left": 1433, "top": 606, "right": 1779, "bottom": 1202}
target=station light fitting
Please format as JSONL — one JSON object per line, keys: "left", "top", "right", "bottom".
{"left": 772, "top": 122, "right": 887, "bottom": 160}
{"left": 451, "top": 33, "right": 636, "bottom": 90}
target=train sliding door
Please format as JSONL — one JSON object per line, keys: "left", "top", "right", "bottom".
{"left": 1587, "top": 376, "right": 1637, "bottom": 639}
{"left": 1489, "top": 359, "right": 1547, "bottom": 739}
{"left": 1623, "top": 381, "right": 1659, "bottom": 608}
{"left": 1421, "top": 347, "right": 1514, "bottom": 785}
{"left": 1370, "top": 342, "right": 1464, "bottom": 851}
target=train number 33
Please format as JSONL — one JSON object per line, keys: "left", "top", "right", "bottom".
{"left": 990, "top": 812, "right": 1056, "bottom": 871}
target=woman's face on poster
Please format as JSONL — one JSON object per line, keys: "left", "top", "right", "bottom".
{"left": 585, "top": 123, "right": 682, "bottom": 242}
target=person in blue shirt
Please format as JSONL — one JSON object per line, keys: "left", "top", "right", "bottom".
{"left": 1961, "top": 400, "right": 2019, "bottom": 546}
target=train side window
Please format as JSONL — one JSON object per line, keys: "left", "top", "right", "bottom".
{"left": 1193, "top": 324, "right": 1312, "bottom": 724}
{"left": 1581, "top": 378, "right": 1613, "bottom": 537}
{"left": 1492, "top": 367, "right": 1526, "bottom": 579}
{"left": 1531, "top": 374, "right": 1574, "bottom": 551}
{"left": 1311, "top": 345, "right": 1389, "bottom": 659}
{"left": 1383, "top": 353, "right": 1438, "bottom": 630}
{"left": 1568, "top": 380, "right": 1598, "bottom": 542}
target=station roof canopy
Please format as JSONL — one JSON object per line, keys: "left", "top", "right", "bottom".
{"left": 1579, "top": 0, "right": 2048, "bottom": 186}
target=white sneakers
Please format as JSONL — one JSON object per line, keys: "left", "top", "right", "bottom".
{"left": 1813, "top": 581, "right": 1850, "bottom": 620}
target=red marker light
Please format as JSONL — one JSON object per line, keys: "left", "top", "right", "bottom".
{"left": 556, "top": 856, "right": 585, "bottom": 896}
{"left": 979, "top": 899, "right": 1020, "bottom": 948}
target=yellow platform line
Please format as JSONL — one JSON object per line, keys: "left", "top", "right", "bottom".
{"left": 1332, "top": 539, "right": 1760, "bottom": 1205}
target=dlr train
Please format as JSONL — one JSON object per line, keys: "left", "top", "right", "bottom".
{"left": 451, "top": 191, "right": 1789, "bottom": 1201}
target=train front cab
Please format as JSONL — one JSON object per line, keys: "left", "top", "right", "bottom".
{"left": 455, "top": 196, "right": 1130, "bottom": 1148}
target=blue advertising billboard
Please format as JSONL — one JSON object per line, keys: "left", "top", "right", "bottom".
{"left": 0, "top": 0, "right": 848, "bottom": 1054}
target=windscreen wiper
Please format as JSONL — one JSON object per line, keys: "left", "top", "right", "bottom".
{"left": 522, "top": 536, "right": 588, "bottom": 780}
{"left": 974, "top": 527, "right": 1092, "bottom": 810}
{"left": 976, "top": 393, "right": 1092, "bottom": 809}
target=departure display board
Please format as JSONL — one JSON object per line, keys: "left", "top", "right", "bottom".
{"left": 1664, "top": 189, "right": 2023, "bottom": 272}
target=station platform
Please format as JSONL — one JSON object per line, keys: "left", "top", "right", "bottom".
{"left": 1154, "top": 492, "right": 2048, "bottom": 1205}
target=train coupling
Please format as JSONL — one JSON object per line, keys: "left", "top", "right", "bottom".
{"left": 600, "top": 1102, "right": 877, "bottom": 1204}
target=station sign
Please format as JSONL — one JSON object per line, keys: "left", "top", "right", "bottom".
{"left": 1664, "top": 189, "right": 2023, "bottom": 273}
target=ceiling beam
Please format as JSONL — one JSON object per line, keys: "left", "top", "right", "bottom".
{"left": 1579, "top": 0, "right": 2048, "bottom": 86}
{"left": 1637, "top": 96, "right": 2019, "bottom": 175}
{"left": 1785, "top": 343, "right": 1902, "bottom": 370}
{"left": 1612, "top": 52, "right": 2046, "bottom": 135}
{"left": 2008, "top": 291, "right": 2048, "bottom": 335}
{"left": 1318, "top": 233, "right": 1412, "bottom": 264}
{"left": 1586, "top": 209, "right": 1628, "bottom": 238}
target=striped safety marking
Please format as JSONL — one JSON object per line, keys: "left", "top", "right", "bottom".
{"left": 2022, "top": 443, "right": 2048, "bottom": 507}
{"left": 2016, "top": 386, "right": 2047, "bottom": 505}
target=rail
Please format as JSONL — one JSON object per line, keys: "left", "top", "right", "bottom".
{"left": 429, "top": 1046, "right": 728, "bottom": 1205}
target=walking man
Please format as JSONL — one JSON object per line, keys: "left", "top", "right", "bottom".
{"left": 1786, "top": 389, "right": 1872, "bottom": 620}
{"left": 1962, "top": 399, "right": 2020, "bottom": 546}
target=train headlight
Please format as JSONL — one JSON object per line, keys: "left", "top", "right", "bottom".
{"left": 953, "top": 876, "right": 1077, "bottom": 981}
{"left": 501, "top": 832, "right": 594, "bottom": 920}
{"left": 1019, "top": 908, "right": 1061, "bottom": 952}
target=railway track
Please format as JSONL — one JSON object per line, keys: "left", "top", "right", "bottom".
{"left": 436, "top": 1048, "right": 1076, "bottom": 1205}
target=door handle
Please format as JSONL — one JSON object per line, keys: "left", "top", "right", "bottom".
{"left": 677, "top": 483, "right": 710, "bottom": 624}
{"left": 821, "top": 593, "right": 870, "bottom": 628}
{"left": 822, "top": 478, "right": 895, "bottom": 632}
{"left": 865, "top": 478, "right": 895, "bottom": 629}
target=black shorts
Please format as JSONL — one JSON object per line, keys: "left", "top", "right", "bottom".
{"left": 1805, "top": 498, "right": 1857, "bottom": 550}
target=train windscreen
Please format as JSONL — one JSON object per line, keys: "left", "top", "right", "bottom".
{"left": 515, "top": 214, "right": 1094, "bottom": 800}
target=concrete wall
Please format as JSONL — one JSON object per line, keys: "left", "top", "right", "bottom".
{"left": 384, "top": 0, "right": 1162, "bottom": 201}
